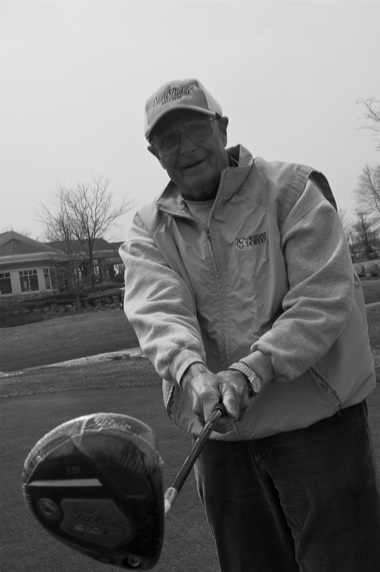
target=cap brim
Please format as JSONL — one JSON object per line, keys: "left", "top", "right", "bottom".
{"left": 145, "top": 106, "right": 217, "bottom": 140}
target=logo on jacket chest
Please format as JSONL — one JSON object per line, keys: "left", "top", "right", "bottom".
{"left": 236, "top": 232, "right": 267, "bottom": 250}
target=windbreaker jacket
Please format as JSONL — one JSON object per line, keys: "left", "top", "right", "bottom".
{"left": 120, "top": 145, "right": 376, "bottom": 440}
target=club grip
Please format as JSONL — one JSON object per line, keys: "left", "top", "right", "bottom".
{"left": 209, "top": 402, "right": 227, "bottom": 421}
{"left": 164, "top": 402, "right": 226, "bottom": 515}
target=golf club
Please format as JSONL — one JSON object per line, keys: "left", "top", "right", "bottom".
{"left": 22, "top": 403, "right": 225, "bottom": 570}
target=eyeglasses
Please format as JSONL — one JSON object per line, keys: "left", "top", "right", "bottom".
{"left": 153, "top": 117, "right": 216, "bottom": 156}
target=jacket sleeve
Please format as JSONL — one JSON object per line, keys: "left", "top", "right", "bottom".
{"left": 119, "top": 213, "right": 207, "bottom": 384}
{"left": 243, "top": 179, "right": 355, "bottom": 384}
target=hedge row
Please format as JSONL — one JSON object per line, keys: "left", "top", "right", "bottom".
{"left": 356, "top": 263, "right": 380, "bottom": 278}
{"left": 19, "top": 289, "right": 122, "bottom": 310}
{"left": 0, "top": 284, "right": 124, "bottom": 327}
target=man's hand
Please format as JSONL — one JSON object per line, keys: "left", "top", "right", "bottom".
{"left": 181, "top": 363, "right": 250, "bottom": 433}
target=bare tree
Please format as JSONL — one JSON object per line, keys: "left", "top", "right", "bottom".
{"left": 355, "top": 98, "right": 380, "bottom": 229}
{"left": 355, "top": 164, "right": 380, "bottom": 225}
{"left": 353, "top": 211, "right": 377, "bottom": 259}
{"left": 39, "top": 175, "right": 131, "bottom": 301}
{"left": 338, "top": 208, "right": 354, "bottom": 249}
{"left": 40, "top": 203, "right": 84, "bottom": 310}
{"left": 358, "top": 98, "right": 380, "bottom": 150}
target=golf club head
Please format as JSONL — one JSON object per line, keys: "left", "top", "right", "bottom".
{"left": 22, "top": 413, "right": 164, "bottom": 569}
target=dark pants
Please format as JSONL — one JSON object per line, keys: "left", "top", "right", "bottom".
{"left": 194, "top": 401, "right": 380, "bottom": 571}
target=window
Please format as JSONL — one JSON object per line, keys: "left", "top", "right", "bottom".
{"left": 0, "top": 272, "right": 12, "bottom": 295}
{"left": 44, "top": 268, "right": 52, "bottom": 290}
{"left": 114, "top": 262, "right": 124, "bottom": 275}
{"left": 19, "top": 269, "right": 39, "bottom": 292}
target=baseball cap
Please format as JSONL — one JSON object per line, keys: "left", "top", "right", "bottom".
{"left": 144, "top": 78, "right": 223, "bottom": 140}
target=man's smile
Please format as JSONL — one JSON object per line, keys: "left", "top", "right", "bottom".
{"left": 180, "top": 158, "right": 206, "bottom": 170}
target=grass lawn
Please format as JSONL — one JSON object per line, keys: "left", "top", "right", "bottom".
{"left": 1, "top": 280, "right": 380, "bottom": 374}
{"left": 0, "top": 308, "right": 138, "bottom": 372}
{"left": 367, "top": 305, "right": 380, "bottom": 348}
{"left": 361, "top": 278, "right": 380, "bottom": 305}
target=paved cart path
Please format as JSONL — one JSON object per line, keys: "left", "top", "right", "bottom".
{"left": 1, "top": 380, "right": 380, "bottom": 572}
{"left": 0, "top": 384, "right": 219, "bottom": 572}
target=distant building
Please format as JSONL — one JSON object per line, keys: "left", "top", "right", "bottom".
{"left": 0, "top": 231, "right": 123, "bottom": 299}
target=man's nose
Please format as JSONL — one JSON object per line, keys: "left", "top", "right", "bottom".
{"left": 178, "top": 131, "right": 197, "bottom": 153}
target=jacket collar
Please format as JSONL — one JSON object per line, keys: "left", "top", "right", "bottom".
{"left": 156, "top": 145, "right": 254, "bottom": 216}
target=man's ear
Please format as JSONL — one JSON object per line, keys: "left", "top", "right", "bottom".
{"left": 148, "top": 144, "right": 166, "bottom": 167}
{"left": 148, "top": 144, "right": 159, "bottom": 159}
{"left": 217, "top": 116, "right": 229, "bottom": 147}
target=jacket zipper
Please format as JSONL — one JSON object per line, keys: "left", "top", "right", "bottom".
{"left": 206, "top": 227, "right": 230, "bottom": 368}
{"left": 159, "top": 189, "right": 230, "bottom": 368}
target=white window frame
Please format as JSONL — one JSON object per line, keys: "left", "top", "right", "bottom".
{"left": 19, "top": 269, "right": 39, "bottom": 292}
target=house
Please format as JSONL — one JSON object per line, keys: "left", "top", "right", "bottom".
{"left": 46, "top": 237, "right": 124, "bottom": 285}
{"left": 0, "top": 231, "right": 60, "bottom": 298}
{"left": 0, "top": 231, "right": 123, "bottom": 299}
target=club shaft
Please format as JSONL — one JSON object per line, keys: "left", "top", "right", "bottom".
{"left": 164, "top": 403, "right": 226, "bottom": 515}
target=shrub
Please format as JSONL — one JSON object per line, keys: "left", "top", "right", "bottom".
{"left": 19, "top": 300, "right": 48, "bottom": 310}
{"left": 368, "top": 263, "right": 380, "bottom": 278}
{"left": 45, "top": 292, "right": 76, "bottom": 301}
{"left": 356, "top": 265, "right": 366, "bottom": 278}
{"left": 81, "top": 281, "right": 122, "bottom": 294}
{"left": 21, "top": 297, "right": 79, "bottom": 310}
{"left": 86, "top": 292, "right": 116, "bottom": 305}
{"left": 0, "top": 282, "right": 123, "bottom": 327}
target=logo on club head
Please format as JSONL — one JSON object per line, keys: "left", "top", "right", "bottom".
{"left": 37, "top": 498, "right": 62, "bottom": 521}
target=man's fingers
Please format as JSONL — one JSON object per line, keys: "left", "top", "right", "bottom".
{"left": 182, "top": 366, "right": 250, "bottom": 432}
{"left": 193, "top": 390, "right": 220, "bottom": 425}
{"left": 212, "top": 416, "right": 237, "bottom": 434}
{"left": 203, "top": 384, "right": 250, "bottom": 433}
{"left": 220, "top": 378, "right": 250, "bottom": 418}
{"left": 220, "top": 389, "right": 248, "bottom": 422}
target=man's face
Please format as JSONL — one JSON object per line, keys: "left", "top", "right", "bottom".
{"left": 149, "top": 110, "right": 229, "bottom": 201}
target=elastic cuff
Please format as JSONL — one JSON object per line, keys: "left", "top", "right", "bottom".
{"left": 240, "top": 350, "right": 276, "bottom": 385}
{"left": 170, "top": 350, "right": 207, "bottom": 387}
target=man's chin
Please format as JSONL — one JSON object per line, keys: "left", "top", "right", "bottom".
{"left": 179, "top": 177, "right": 219, "bottom": 201}
{"left": 181, "top": 159, "right": 207, "bottom": 175}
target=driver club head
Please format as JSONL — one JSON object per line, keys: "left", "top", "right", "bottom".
{"left": 22, "top": 413, "right": 165, "bottom": 569}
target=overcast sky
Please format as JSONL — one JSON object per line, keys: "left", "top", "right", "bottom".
{"left": 1, "top": 0, "right": 380, "bottom": 241}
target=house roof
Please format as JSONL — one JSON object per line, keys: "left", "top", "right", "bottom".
{"left": 0, "top": 231, "right": 56, "bottom": 257}
{"left": 108, "top": 241, "right": 123, "bottom": 249}
{"left": 46, "top": 237, "right": 120, "bottom": 254}
{"left": 0, "top": 231, "right": 122, "bottom": 262}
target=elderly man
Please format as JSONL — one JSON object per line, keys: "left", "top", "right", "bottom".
{"left": 120, "top": 79, "right": 380, "bottom": 571}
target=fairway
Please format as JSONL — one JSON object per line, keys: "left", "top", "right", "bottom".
{"left": 1, "top": 278, "right": 379, "bottom": 374}
{"left": 0, "top": 309, "right": 139, "bottom": 373}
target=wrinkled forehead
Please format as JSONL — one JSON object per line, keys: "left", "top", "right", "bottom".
{"left": 151, "top": 109, "right": 214, "bottom": 139}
